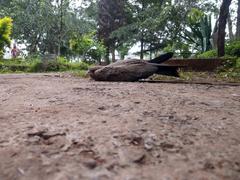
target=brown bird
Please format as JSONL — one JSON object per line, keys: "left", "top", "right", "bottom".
{"left": 88, "top": 52, "right": 179, "bottom": 82}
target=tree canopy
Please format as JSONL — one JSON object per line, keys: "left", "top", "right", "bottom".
{"left": 0, "top": 0, "right": 239, "bottom": 62}
{"left": 0, "top": 17, "right": 12, "bottom": 57}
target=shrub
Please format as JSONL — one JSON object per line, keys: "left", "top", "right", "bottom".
{"left": 0, "top": 57, "right": 91, "bottom": 73}
{"left": 0, "top": 17, "right": 13, "bottom": 57}
{"left": 236, "top": 58, "right": 240, "bottom": 68}
{"left": 0, "top": 59, "right": 29, "bottom": 72}
{"left": 197, "top": 40, "right": 240, "bottom": 58}
{"left": 29, "top": 58, "right": 90, "bottom": 72}
{"left": 225, "top": 40, "right": 240, "bottom": 57}
{"left": 197, "top": 50, "right": 217, "bottom": 58}
{"left": 30, "top": 61, "right": 67, "bottom": 72}
{"left": 75, "top": 62, "right": 89, "bottom": 70}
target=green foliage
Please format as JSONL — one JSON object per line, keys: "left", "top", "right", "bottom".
{"left": 70, "top": 34, "right": 94, "bottom": 55}
{"left": 0, "top": 17, "right": 12, "bottom": 57}
{"left": 188, "top": 8, "right": 204, "bottom": 24}
{"left": 198, "top": 40, "right": 240, "bottom": 58}
{"left": 70, "top": 32, "right": 106, "bottom": 63}
{"left": 197, "top": 50, "right": 217, "bottom": 58}
{"left": 236, "top": 58, "right": 240, "bottom": 68}
{"left": 225, "top": 40, "right": 240, "bottom": 57}
{"left": 196, "top": 52, "right": 240, "bottom": 81}
{"left": 71, "top": 70, "right": 88, "bottom": 78}
{"left": 196, "top": 40, "right": 240, "bottom": 81}
{"left": 56, "top": 57, "right": 90, "bottom": 71}
{"left": 186, "top": 8, "right": 212, "bottom": 52}
{"left": 1, "top": 0, "right": 96, "bottom": 55}
{"left": 0, "top": 57, "right": 90, "bottom": 73}
{"left": 30, "top": 61, "right": 62, "bottom": 72}
{"left": 218, "top": 57, "right": 240, "bottom": 81}
{"left": 217, "top": 66, "right": 240, "bottom": 81}
{"left": 117, "top": 43, "right": 132, "bottom": 59}
{"left": 30, "top": 58, "right": 90, "bottom": 72}
{"left": 0, "top": 59, "right": 30, "bottom": 73}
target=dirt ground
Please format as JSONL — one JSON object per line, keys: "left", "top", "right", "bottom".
{"left": 0, "top": 73, "right": 240, "bottom": 180}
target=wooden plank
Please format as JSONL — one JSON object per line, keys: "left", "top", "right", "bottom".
{"left": 165, "top": 58, "right": 223, "bottom": 71}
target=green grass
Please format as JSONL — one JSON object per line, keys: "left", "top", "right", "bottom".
{"left": 179, "top": 70, "right": 240, "bottom": 83}
{"left": 151, "top": 69, "right": 240, "bottom": 83}
{"left": 0, "top": 57, "right": 91, "bottom": 76}
{"left": 70, "top": 70, "right": 88, "bottom": 78}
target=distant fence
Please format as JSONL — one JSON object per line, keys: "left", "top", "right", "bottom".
{"left": 41, "top": 54, "right": 57, "bottom": 62}
{"left": 99, "top": 58, "right": 223, "bottom": 72}
{"left": 165, "top": 58, "right": 222, "bottom": 71}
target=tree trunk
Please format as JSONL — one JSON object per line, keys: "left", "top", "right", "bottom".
{"left": 212, "top": 19, "right": 219, "bottom": 49}
{"left": 98, "top": 0, "right": 125, "bottom": 63}
{"left": 217, "top": 0, "right": 232, "bottom": 57}
{"left": 120, "top": 53, "right": 125, "bottom": 60}
{"left": 111, "top": 48, "right": 116, "bottom": 62}
{"left": 228, "top": 14, "right": 234, "bottom": 40}
{"left": 149, "top": 44, "right": 152, "bottom": 60}
{"left": 58, "top": 0, "right": 64, "bottom": 56}
{"left": 236, "top": 0, "right": 240, "bottom": 39}
{"left": 140, "top": 0, "right": 145, "bottom": 60}
{"left": 140, "top": 35, "right": 144, "bottom": 59}
{"left": 29, "top": 35, "right": 41, "bottom": 55}
{"left": 105, "top": 46, "right": 110, "bottom": 64}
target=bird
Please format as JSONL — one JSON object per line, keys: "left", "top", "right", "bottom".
{"left": 87, "top": 52, "right": 179, "bottom": 82}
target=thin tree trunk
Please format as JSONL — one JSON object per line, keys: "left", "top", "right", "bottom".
{"left": 236, "top": 0, "right": 240, "bottom": 39}
{"left": 29, "top": 35, "right": 41, "bottom": 54}
{"left": 105, "top": 46, "right": 110, "bottom": 64}
{"left": 58, "top": 0, "right": 64, "bottom": 56}
{"left": 140, "top": 0, "right": 145, "bottom": 60}
{"left": 217, "top": 0, "right": 232, "bottom": 57}
{"left": 98, "top": 0, "right": 125, "bottom": 63}
{"left": 228, "top": 14, "right": 234, "bottom": 40}
{"left": 111, "top": 48, "right": 116, "bottom": 62}
{"left": 140, "top": 35, "right": 144, "bottom": 59}
{"left": 149, "top": 44, "right": 152, "bottom": 60}
{"left": 212, "top": 19, "right": 219, "bottom": 49}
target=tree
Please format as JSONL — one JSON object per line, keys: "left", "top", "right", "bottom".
{"left": 228, "top": 14, "right": 234, "bottom": 41}
{"left": 0, "top": 17, "right": 12, "bottom": 57}
{"left": 111, "top": 0, "right": 170, "bottom": 59}
{"left": 70, "top": 32, "right": 106, "bottom": 63}
{"left": 0, "top": 0, "right": 231, "bottom": 60}
{"left": 1, "top": 0, "right": 92, "bottom": 56}
{"left": 98, "top": 0, "right": 126, "bottom": 63}
{"left": 6, "top": 0, "right": 60, "bottom": 54}
{"left": 110, "top": 0, "right": 218, "bottom": 59}
{"left": 127, "top": 0, "right": 167, "bottom": 59}
{"left": 217, "top": 0, "right": 232, "bottom": 57}
{"left": 236, "top": 0, "right": 240, "bottom": 39}
{"left": 117, "top": 43, "right": 132, "bottom": 59}
{"left": 185, "top": 8, "right": 212, "bottom": 52}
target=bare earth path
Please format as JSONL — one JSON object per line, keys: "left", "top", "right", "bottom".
{"left": 0, "top": 73, "right": 240, "bottom": 180}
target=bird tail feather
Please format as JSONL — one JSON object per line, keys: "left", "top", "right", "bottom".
{"left": 148, "top": 52, "right": 173, "bottom": 64}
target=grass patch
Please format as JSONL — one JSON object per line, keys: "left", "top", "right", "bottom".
{"left": 179, "top": 71, "right": 240, "bottom": 83}
{"left": 0, "top": 57, "right": 91, "bottom": 75}
{"left": 151, "top": 69, "right": 240, "bottom": 83}
{"left": 70, "top": 70, "right": 88, "bottom": 78}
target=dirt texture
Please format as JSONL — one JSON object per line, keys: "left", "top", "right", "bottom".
{"left": 0, "top": 73, "right": 240, "bottom": 180}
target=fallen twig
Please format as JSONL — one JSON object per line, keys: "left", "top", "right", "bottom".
{"left": 139, "top": 79, "right": 240, "bottom": 86}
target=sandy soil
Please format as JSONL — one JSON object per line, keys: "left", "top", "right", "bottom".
{"left": 0, "top": 73, "right": 240, "bottom": 180}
